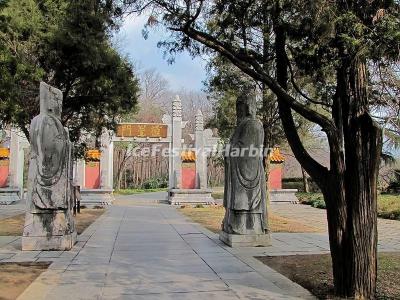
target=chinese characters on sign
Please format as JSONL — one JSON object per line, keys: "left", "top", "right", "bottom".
{"left": 116, "top": 124, "right": 168, "bottom": 138}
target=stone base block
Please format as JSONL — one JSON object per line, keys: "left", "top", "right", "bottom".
{"left": 0, "top": 188, "right": 22, "bottom": 205}
{"left": 219, "top": 230, "right": 271, "bottom": 247}
{"left": 22, "top": 232, "right": 77, "bottom": 251}
{"left": 22, "top": 211, "right": 77, "bottom": 251}
{"left": 81, "top": 189, "right": 114, "bottom": 208}
{"left": 270, "top": 189, "right": 299, "bottom": 204}
{"left": 169, "top": 189, "right": 215, "bottom": 206}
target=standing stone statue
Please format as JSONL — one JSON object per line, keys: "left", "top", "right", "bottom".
{"left": 22, "top": 82, "right": 76, "bottom": 251}
{"left": 219, "top": 91, "right": 271, "bottom": 247}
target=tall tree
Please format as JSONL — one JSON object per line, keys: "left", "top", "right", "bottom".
{"left": 0, "top": 0, "right": 139, "bottom": 149}
{"left": 205, "top": 55, "right": 284, "bottom": 149}
{"left": 125, "top": 0, "right": 400, "bottom": 298}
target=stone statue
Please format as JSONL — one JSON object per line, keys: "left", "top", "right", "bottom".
{"left": 22, "top": 82, "right": 76, "bottom": 251}
{"left": 219, "top": 91, "right": 271, "bottom": 247}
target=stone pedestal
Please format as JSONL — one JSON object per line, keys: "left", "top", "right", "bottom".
{"left": 0, "top": 188, "right": 21, "bottom": 204}
{"left": 169, "top": 189, "right": 215, "bottom": 206}
{"left": 270, "top": 189, "right": 299, "bottom": 203}
{"left": 22, "top": 210, "right": 77, "bottom": 251}
{"left": 80, "top": 188, "right": 114, "bottom": 207}
{"left": 219, "top": 230, "right": 271, "bottom": 248}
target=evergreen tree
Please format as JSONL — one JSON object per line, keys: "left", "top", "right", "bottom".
{"left": 125, "top": 0, "right": 400, "bottom": 297}
{"left": 0, "top": 0, "right": 139, "bottom": 148}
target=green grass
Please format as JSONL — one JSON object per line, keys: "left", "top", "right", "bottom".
{"left": 296, "top": 192, "right": 400, "bottom": 220}
{"left": 378, "top": 194, "right": 400, "bottom": 220}
{"left": 114, "top": 188, "right": 168, "bottom": 195}
{"left": 211, "top": 192, "right": 224, "bottom": 199}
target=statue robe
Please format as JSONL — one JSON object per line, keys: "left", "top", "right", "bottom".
{"left": 28, "top": 113, "right": 71, "bottom": 210}
{"left": 222, "top": 117, "right": 268, "bottom": 235}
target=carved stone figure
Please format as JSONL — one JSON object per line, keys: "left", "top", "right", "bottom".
{"left": 22, "top": 82, "right": 76, "bottom": 251}
{"left": 220, "top": 91, "right": 271, "bottom": 247}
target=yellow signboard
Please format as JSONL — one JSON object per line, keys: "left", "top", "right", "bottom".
{"left": 116, "top": 124, "right": 168, "bottom": 138}
{"left": 181, "top": 150, "right": 196, "bottom": 162}
{"left": 86, "top": 149, "right": 101, "bottom": 161}
{"left": 0, "top": 148, "right": 10, "bottom": 159}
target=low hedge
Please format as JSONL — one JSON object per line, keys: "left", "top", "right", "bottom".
{"left": 282, "top": 178, "right": 320, "bottom": 192}
{"left": 296, "top": 192, "right": 326, "bottom": 209}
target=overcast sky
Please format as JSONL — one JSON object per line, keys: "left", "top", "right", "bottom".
{"left": 115, "top": 14, "right": 208, "bottom": 91}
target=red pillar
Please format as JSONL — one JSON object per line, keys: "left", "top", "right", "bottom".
{"left": 85, "top": 150, "right": 101, "bottom": 189}
{"left": 0, "top": 148, "right": 10, "bottom": 188}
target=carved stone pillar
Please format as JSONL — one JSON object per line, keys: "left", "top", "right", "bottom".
{"left": 8, "top": 130, "right": 24, "bottom": 192}
{"left": 100, "top": 130, "right": 113, "bottom": 190}
{"left": 195, "top": 110, "right": 207, "bottom": 189}
{"left": 172, "top": 96, "right": 182, "bottom": 189}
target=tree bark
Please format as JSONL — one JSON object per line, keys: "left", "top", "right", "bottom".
{"left": 328, "top": 59, "right": 382, "bottom": 299}
{"left": 301, "top": 167, "right": 309, "bottom": 193}
{"left": 274, "top": 14, "right": 382, "bottom": 299}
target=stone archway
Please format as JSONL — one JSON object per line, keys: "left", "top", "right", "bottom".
{"left": 77, "top": 95, "right": 219, "bottom": 207}
{"left": 0, "top": 129, "right": 29, "bottom": 204}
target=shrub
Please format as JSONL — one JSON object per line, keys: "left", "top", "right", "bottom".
{"left": 282, "top": 178, "right": 320, "bottom": 192}
{"left": 143, "top": 176, "right": 168, "bottom": 189}
{"left": 296, "top": 192, "right": 326, "bottom": 209}
{"left": 311, "top": 198, "right": 326, "bottom": 209}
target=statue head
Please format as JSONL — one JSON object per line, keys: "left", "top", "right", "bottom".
{"left": 236, "top": 88, "right": 257, "bottom": 124}
{"left": 40, "top": 82, "right": 63, "bottom": 119}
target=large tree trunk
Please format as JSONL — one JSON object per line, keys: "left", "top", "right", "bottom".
{"left": 324, "top": 114, "right": 381, "bottom": 299}
{"left": 301, "top": 167, "right": 309, "bottom": 193}
{"left": 328, "top": 60, "right": 382, "bottom": 299}
{"left": 274, "top": 16, "right": 382, "bottom": 298}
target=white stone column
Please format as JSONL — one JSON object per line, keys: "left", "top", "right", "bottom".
{"left": 100, "top": 131, "right": 114, "bottom": 190}
{"left": 8, "top": 129, "right": 25, "bottom": 192}
{"left": 172, "top": 96, "right": 182, "bottom": 189}
{"left": 195, "top": 110, "right": 207, "bottom": 189}
{"left": 74, "top": 159, "right": 85, "bottom": 188}
{"left": 162, "top": 114, "right": 174, "bottom": 190}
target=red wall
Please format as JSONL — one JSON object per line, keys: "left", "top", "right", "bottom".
{"left": 0, "top": 160, "right": 9, "bottom": 188}
{"left": 268, "top": 164, "right": 282, "bottom": 190}
{"left": 85, "top": 162, "right": 100, "bottom": 189}
{"left": 182, "top": 163, "right": 196, "bottom": 189}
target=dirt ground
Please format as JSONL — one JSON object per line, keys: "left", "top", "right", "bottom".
{"left": 179, "top": 206, "right": 322, "bottom": 233}
{"left": 0, "top": 208, "right": 106, "bottom": 236}
{"left": 257, "top": 253, "right": 400, "bottom": 299}
{"left": 0, "top": 262, "right": 49, "bottom": 300}
{"left": 74, "top": 208, "right": 105, "bottom": 234}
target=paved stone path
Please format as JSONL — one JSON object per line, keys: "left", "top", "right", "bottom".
{"left": 0, "top": 198, "right": 26, "bottom": 220}
{"left": 0, "top": 192, "right": 397, "bottom": 299}
{"left": 14, "top": 193, "right": 315, "bottom": 300}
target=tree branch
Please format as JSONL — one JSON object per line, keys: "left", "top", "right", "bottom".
{"left": 286, "top": 54, "right": 333, "bottom": 108}
{"left": 170, "top": 25, "right": 336, "bottom": 133}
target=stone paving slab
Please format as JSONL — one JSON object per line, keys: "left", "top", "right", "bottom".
{"left": 1, "top": 192, "right": 398, "bottom": 299}
{"left": 17, "top": 199, "right": 315, "bottom": 300}
{"left": 0, "top": 198, "right": 26, "bottom": 220}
